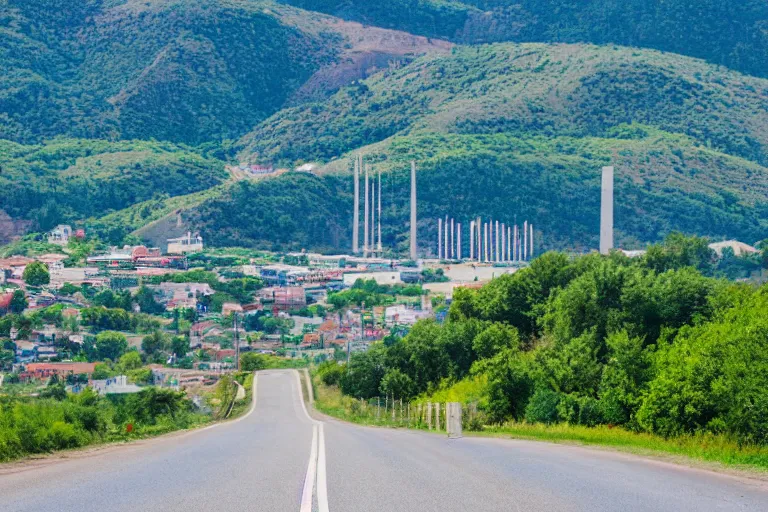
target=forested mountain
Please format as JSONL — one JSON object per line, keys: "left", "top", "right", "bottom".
{"left": 279, "top": 0, "right": 768, "bottom": 78}
{"left": 1, "top": 1, "right": 767, "bottom": 251}
{"left": 0, "top": 139, "right": 226, "bottom": 242}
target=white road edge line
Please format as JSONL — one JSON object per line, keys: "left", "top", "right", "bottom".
{"left": 295, "top": 370, "right": 330, "bottom": 512}
{"left": 317, "top": 423, "right": 329, "bottom": 512}
{"left": 300, "top": 424, "right": 319, "bottom": 512}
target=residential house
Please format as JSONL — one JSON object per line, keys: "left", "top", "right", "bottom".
{"left": 21, "top": 362, "right": 97, "bottom": 381}
{"left": 385, "top": 304, "right": 433, "bottom": 326}
{"left": 221, "top": 303, "right": 244, "bottom": 318}
{"left": 271, "top": 287, "right": 307, "bottom": 310}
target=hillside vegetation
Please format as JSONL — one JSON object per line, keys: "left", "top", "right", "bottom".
{"left": 1, "top": 0, "right": 339, "bottom": 144}
{"left": 279, "top": 0, "right": 768, "bottom": 78}
{"left": 200, "top": 130, "right": 768, "bottom": 251}
{"left": 239, "top": 43, "right": 768, "bottom": 166}
{"left": 0, "top": 139, "right": 227, "bottom": 241}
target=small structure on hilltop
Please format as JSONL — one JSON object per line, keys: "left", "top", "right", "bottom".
{"left": 167, "top": 232, "right": 204, "bottom": 255}
{"left": 47, "top": 224, "right": 72, "bottom": 245}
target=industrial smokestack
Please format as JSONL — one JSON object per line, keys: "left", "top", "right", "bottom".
{"left": 484, "top": 223, "right": 489, "bottom": 262}
{"left": 507, "top": 226, "right": 512, "bottom": 261}
{"left": 513, "top": 225, "right": 518, "bottom": 262}
{"left": 353, "top": 156, "right": 360, "bottom": 253}
{"left": 514, "top": 224, "right": 520, "bottom": 261}
{"left": 364, "top": 164, "right": 370, "bottom": 257}
{"left": 470, "top": 221, "right": 475, "bottom": 260}
{"left": 370, "top": 172, "right": 375, "bottom": 255}
{"left": 457, "top": 223, "right": 462, "bottom": 260}
{"left": 476, "top": 217, "right": 482, "bottom": 262}
{"left": 444, "top": 216, "right": 449, "bottom": 261}
{"left": 600, "top": 166, "right": 614, "bottom": 255}
{"left": 438, "top": 218, "right": 443, "bottom": 259}
{"left": 495, "top": 221, "right": 500, "bottom": 262}
{"left": 451, "top": 219, "right": 456, "bottom": 259}
{"left": 377, "top": 170, "right": 382, "bottom": 252}
{"left": 410, "top": 161, "right": 418, "bottom": 260}
{"left": 523, "top": 221, "right": 528, "bottom": 261}
{"left": 501, "top": 223, "right": 506, "bottom": 262}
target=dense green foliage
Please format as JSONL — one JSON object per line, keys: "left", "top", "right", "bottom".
{"left": 333, "top": 235, "right": 768, "bottom": 444}
{"left": 0, "top": 139, "right": 227, "bottom": 238}
{"left": 279, "top": 0, "right": 768, "bottom": 78}
{"left": 0, "top": 387, "right": 202, "bottom": 462}
{"left": 241, "top": 44, "right": 768, "bottom": 166}
{"left": 1, "top": 0, "right": 338, "bottom": 145}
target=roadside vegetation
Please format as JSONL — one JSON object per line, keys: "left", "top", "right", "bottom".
{"left": 315, "top": 234, "right": 768, "bottom": 470}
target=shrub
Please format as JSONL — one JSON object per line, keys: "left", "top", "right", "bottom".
{"left": 525, "top": 388, "right": 561, "bottom": 424}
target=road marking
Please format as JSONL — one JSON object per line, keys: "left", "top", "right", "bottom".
{"left": 300, "top": 424, "right": 318, "bottom": 512}
{"left": 295, "top": 370, "right": 330, "bottom": 512}
{"left": 317, "top": 423, "right": 329, "bottom": 512}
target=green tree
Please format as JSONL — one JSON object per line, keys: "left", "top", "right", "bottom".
{"left": 240, "top": 352, "right": 268, "bottom": 372}
{"left": 171, "top": 335, "right": 190, "bottom": 358}
{"left": 95, "top": 331, "right": 128, "bottom": 361}
{"left": 22, "top": 261, "right": 50, "bottom": 286}
{"left": 118, "top": 351, "right": 143, "bottom": 371}
{"left": 141, "top": 331, "right": 168, "bottom": 359}
{"left": 134, "top": 286, "right": 164, "bottom": 315}
{"left": 9, "top": 290, "right": 28, "bottom": 314}
{"left": 379, "top": 368, "right": 414, "bottom": 400}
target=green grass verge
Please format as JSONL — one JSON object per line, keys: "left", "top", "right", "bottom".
{"left": 477, "top": 423, "right": 768, "bottom": 472}
{"left": 315, "top": 379, "right": 768, "bottom": 473}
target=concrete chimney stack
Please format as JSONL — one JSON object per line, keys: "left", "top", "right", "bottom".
{"left": 410, "top": 161, "right": 418, "bottom": 260}
{"left": 600, "top": 166, "right": 614, "bottom": 255}
{"left": 438, "top": 218, "right": 443, "bottom": 259}
{"left": 470, "top": 221, "right": 475, "bottom": 260}
{"left": 457, "top": 223, "right": 462, "bottom": 260}
{"left": 377, "top": 170, "right": 382, "bottom": 252}
{"left": 364, "top": 163, "right": 370, "bottom": 257}
{"left": 352, "top": 156, "right": 360, "bottom": 253}
{"left": 501, "top": 223, "right": 506, "bottom": 262}
{"left": 450, "top": 218, "right": 455, "bottom": 259}
{"left": 523, "top": 221, "right": 528, "bottom": 261}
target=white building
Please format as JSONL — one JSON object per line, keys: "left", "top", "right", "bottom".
{"left": 90, "top": 375, "right": 142, "bottom": 395}
{"left": 343, "top": 271, "right": 402, "bottom": 287}
{"left": 167, "top": 232, "right": 204, "bottom": 255}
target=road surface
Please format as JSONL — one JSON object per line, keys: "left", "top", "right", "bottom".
{"left": 1, "top": 370, "right": 767, "bottom": 511}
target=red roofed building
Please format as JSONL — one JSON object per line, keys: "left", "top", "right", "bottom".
{"left": 0, "top": 292, "right": 14, "bottom": 312}
{"left": 21, "top": 362, "right": 97, "bottom": 381}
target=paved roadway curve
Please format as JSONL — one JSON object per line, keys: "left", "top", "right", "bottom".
{"left": 1, "top": 370, "right": 767, "bottom": 512}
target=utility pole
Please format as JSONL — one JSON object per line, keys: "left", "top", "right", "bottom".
{"left": 234, "top": 312, "right": 240, "bottom": 371}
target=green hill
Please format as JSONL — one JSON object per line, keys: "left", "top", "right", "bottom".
{"left": 278, "top": 0, "right": 768, "bottom": 79}
{"left": 224, "top": 43, "right": 768, "bottom": 251}
{"left": 238, "top": 43, "right": 768, "bottom": 166}
{"left": 195, "top": 130, "right": 768, "bottom": 252}
{"left": 0, "top": 138, "right": 227, "bottom": 242}
{"left": 1, "top": 0, "right": 449, "bottom": 145}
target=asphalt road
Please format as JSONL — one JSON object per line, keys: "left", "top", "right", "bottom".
{"left": 2, "top": 370, "right": 768, "bottom": 512}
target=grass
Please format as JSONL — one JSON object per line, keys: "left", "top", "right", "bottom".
{"left": 314, "top": 379, "right": 768, "bottom": 473}
{"left": 477, "top": 423, "right": 768, "bottom": 472}
{"left": 313, "top": 377, "right": 426, "bottom": 430}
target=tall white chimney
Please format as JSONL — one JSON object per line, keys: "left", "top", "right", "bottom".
{"left": 364, "top": 163, "right": 370, "bottom": 257}
{"left": 530, "top": 224, "right": 534, "bottom": 259}
{"left": 377, "top": 170, "right": 382, "bottom": 252}
{"left": 600, "top": 166, "right": 614, "bottom": 255}
{"left": 450, "top": 218, "right": 455, "bottom": 259}
{"left": 410, "top": 161, "right": 418, "bottom": 260}
{"left": 501, "top": 223, "right": 506, "bottom": 262}
{"left": 457, "top": 223, "right": 462, "bottom": 260}
{"left": 353, "top": 156, "right": 359, "bottom": 253}
{"left": 523, "top": 221, "right": 528, "bottom": 261}
{"left": 438, "top": 218, "right": 443, "bottom": 259}
{"left": 470, "top": 221, "right": 475, "bottom": 260}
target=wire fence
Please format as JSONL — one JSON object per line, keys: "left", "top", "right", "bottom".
{"left": 350, "top": 397, "right": 482, "bottom": 432}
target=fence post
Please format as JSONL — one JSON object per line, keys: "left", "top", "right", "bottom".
{"left": 427, "top": 402, "right": 433, "bottom": 430}
{"left": 435, "top": 402, "right": 440, "bottom": 431}
{"left": 392, "top": 396, "right": 396, "bottom": 421}
{"left": 447, "top": 402, "right": 462, "bottom": 439}
{"left": 377, "top": 397, "right": 380, "bottom": 419}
